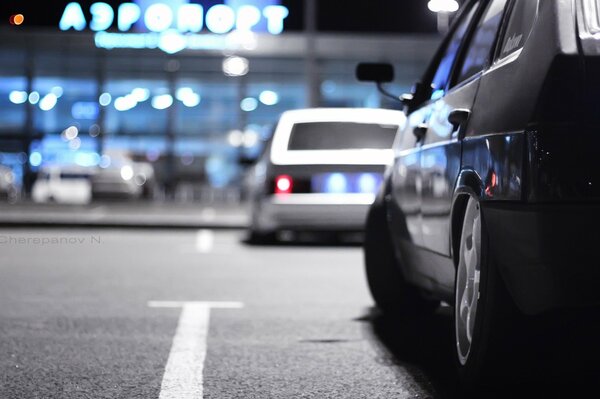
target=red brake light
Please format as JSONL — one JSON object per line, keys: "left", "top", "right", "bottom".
{"left": 275, "top": 175, "right": 293, "bottom": 194}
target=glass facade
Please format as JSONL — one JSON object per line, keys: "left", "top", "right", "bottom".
{"left": 0, "top": 30, "right": 430, "bottom": 203}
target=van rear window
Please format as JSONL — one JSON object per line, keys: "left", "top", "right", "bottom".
{"left": 287, "top": 122, "right": 397, "bottom": 151}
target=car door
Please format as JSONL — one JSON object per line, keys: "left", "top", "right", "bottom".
{"left": 420, "top": 0, "right": 510, "bottom": 257}
{"left": 388, "top": 1, "right": 482, "bottom": 286}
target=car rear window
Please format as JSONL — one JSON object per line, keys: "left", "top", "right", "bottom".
{"left": 287, "top": 122, "right": 397, "bottom": 151}
{"left": 60, "top": 173, "right": 90, "bottom": 180}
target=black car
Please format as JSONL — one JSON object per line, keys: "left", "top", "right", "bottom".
{"left": 358, "top": 0, "right": 600, "bottom": 387}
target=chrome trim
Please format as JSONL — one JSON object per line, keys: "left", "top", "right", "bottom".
{"left": 270, "top": 193, "right": 375, "bottom": 205}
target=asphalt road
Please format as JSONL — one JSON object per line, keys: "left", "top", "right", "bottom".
{"left": 1, "top": 228, "right": 599, "bottom": 398}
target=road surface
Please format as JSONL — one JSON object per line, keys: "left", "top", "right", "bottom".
{"left": 0, "top": 229, "right": 597, "bottom": 398}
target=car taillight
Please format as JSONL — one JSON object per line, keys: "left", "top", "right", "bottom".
{"left": 275, "top": 175, "right": 293, "bottom": 194}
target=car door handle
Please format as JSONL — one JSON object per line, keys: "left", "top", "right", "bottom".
{"left": 448, "top": 109, "right": 471, "bottom": 139}
{"left": 413, "top": 123, "right": 428, "bottom": 141}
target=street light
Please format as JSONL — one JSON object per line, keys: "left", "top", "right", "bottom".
{"left": 427, "top": 0, "right": 460, "bottom": 33}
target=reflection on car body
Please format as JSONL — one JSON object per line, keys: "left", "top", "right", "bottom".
{"left": 358, "top": 0, "right": 600, "bottom": 388}
{"left": 247, "top": 108, "right": 405, "bottom": 242}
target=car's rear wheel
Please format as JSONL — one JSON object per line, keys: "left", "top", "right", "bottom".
{"left": 455, "top": 197, "right": 518, "bottom": 388}
{"left": 364, "top": 196, "right": 438, "bottom": 316}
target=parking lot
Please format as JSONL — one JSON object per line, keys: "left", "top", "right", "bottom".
{"left": 0, "top": 226, "right": 598, "bottom": 398}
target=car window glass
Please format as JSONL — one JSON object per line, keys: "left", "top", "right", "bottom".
{"left": 428, "top": 2, "right": 480, "bottom": 100}
{"left": 455, "top": 0, "right": 508, "bottom": 85}
{"left": 498, "top": 0, "right": 539, "bottom": 59}
{"left": 287, "top": 122, "right": 398, "bottom": 150}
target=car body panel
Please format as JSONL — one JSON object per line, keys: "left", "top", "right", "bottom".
{"left": 250, "top": 108, "right": 405, "bottom": 234}
{"left": 370, "top": 0, "right": 600, "bottom": 313}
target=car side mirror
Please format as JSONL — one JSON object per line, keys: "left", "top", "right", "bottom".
{"left": 356, "top": 63, "right": 394, "bottom": 83}
{"left": 356, "top": 62, "right": 406, "bottom": 105}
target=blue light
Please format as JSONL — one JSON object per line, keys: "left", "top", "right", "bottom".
{"left": 236, "top": 5, "right": 261, "bottom": 31}
{"left": 263, "top": 5, "right": 288, "bottom": 34}
{"left": 358, "top": 173, "right": 378, "bottom": 194}
{"left": 61, "top": 1, "right": 289, "bottom": 35}
{"left": 29, "top": 152, "right": 42, "bottom": 167}
{"left": 59, "top": 2, "right": 87, "bottom": 31}
{"left": 158, "top": 30, "right": 188, "bottom": 54}
{"left": 205, "top": 4, "right": 236, "bottom": 34}
{"left": 72, "top": 102, "right": 99, "bottom": 120}
{"left": 90, "top": 2, "right": 114, "bottom": 31}
{"left": 144, "top": 3, "right": 174, "bottom": 32}
{"left": 325, "top": 173, "right": 348, "bottom": 194}
{"left": 75, "top": 152, "right": 101, "bottom": 167}
{"left": 177, "top": 4, "right": 203, "bottom": 32}
{"left": 118, "top": 3, "right": 141, "bottom": 31}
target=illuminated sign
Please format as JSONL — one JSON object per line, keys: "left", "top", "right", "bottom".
{"left": 59, "top": 1, "right": 288, "bottom": 35}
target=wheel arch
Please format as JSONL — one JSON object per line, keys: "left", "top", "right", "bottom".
{"left": 450, "top": 169, "right": 485, "bottom": 267}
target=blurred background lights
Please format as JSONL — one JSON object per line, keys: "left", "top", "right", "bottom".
{"left": 180, "top": 153, "right": 194, "bottom": 166}
{"left": 242, "top": 130, "right": 259, "bottom": 148}
{"left": 39, "top": 93, "right": 58, "bottom": 111}
{"left": 64, "top": 126, "right": 79, "bottom": 140}
{"left": 99, "top": 155, "right": 111, "bottom": 168}
{"left": 259, "top": 90, "right": 279, "bottom": 106}
{"left": 50, "top": 86, "right": 64, "bottom": 98}
{"left": 29, "top": 152, "right": 42, "bottom": 167}
{"left": 9, "top": 14, "right": 25, "bottom": 26}
{"left": 99, "top": 92, "right": 112, "bottom": 106}
{"left": 358, "top": 173, "right": 378, "bottom": 194}
{"left": 114, "top": 96, "right": 137, "bottom": 111}
{"left": 176, "top": 87, "right": 194, "bottom": 100}
{"left": 158, "top": 30, "right": 188, "bottom": 54}
{"left": 75, "top": 152, "right": 101, "bottom": 167}
{"left": 321, "top": 80, "right": 337, "bottom": 95}
{"left": 146, "top": 150, "right": 160, "bottom": 162}
{"left": 131, "top": 88, "right": 150, "bottom": 102}
{"left": 227, "top": 130, "right": 244, "bottom": 147}
{"left": 240, "top": 97, "right": 258, "bottom": 112}
{"left": 9, "top": 91, "right": 28, "bottom": 104}
{"left": 72, "top": 102, "right": 99, "bottom": 119}
{"left": 223, "top": 56, "right": 249, "bottom": 77}
{"left": 226, "top": 30, "right": 258, "bottom": 51}
{"left": 17, "top": 152, "right": 28, "bottom": 164}
{"left": 326, "top": 173, "right": 348, "bottom": 194}
{"left": 28, "top": 91, "right": 40, "bottom": 105}
{"left": 182, "top": 93, "right": 201, "bottom": 107}
{"left": 151, "top": 94, "right": 174, "bottom": 110}
{"left": 134, "top": 173, "right": 147, "bottom": 186}
{"left": 68, "top": 137, "right": 82, "bottom": 150}
{"left": 120, "top": 165, "right": 134, "bottom": 181}
{"left": 176, "top": 87, "right": 201, "bottom": 107}
{"left": 89, "top": 124, "right": 101, "bottom": 137}
{"left": 427, "top": 0, "right": 459, "bottom": 13}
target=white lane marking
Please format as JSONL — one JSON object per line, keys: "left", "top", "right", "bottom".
{"left": 195, "top": 230, "right": 214, "bottom": 253}
{"left": 149, "top": 301, "right": 244, "bottom": 399}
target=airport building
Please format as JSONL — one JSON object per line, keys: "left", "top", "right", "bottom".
{"left": 0, "top": 0, "right": 439, "bottom": 199}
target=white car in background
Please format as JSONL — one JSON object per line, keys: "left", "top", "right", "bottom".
{"left": 91, "top": 151, "right": 155, "bottom": 200}
{"left": 32, "top": 166, "right": 93, "bottom": 204}
{"left": 247, "top": 108, "right": 405, "bottom": 242}
{"left": 0, "top": 165, "right": 18, "bottom": 202}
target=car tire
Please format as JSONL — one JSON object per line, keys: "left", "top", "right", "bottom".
{"left": 246, "top": 229, "right": 276, "bottom": 245}
{"left": 454, "top": 197, "right": 519, "bottom": 390}
{"left": 364, "top": 195, "right": 438, "bottom": 316}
